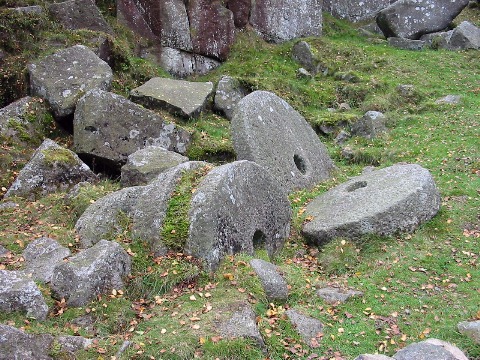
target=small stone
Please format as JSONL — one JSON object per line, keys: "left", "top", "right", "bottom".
{"left": 435, "top": 95, "right": 462, "bottom": 105}
{"left": 285, "top": 309, "right": 323, "bottom": 346}
{"left": 250, "top": 259, "right": 288, "bottom": 302}
{"left": 457, "top": 320, "right": 480, "bottom": 344}
{"left": 316, "top": 287, "right": 363, "bottom": 304}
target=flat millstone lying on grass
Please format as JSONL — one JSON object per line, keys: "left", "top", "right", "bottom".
{"left": 250, "top": 258, "right": 288, "bottom": 302}
{"left": 302, "top": 163, "right": 441, "bottom": 245}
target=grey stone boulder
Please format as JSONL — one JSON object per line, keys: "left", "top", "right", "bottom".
{"left": 285, "top": 309, "right": 324, "bottom": 346}
{"left": 0, "top": 324, "right": 54, "bottom": 360}
{"left": 186, "top": 161, "right": 292, "bottom": 271}
{"left": 316, "top": 287, "right": 363, "bottom": 304}
{"left": 57, "top": 335, "right": 93, "bottom": 353}
{"left": 5, "top": 139, "right": 97, "bottom": 200}
{"left": 157, "top": 0, "right": 192, "bottom": 51}
{"left": 388, "top": 37, "right": 426, "bottom": 50}
{"left": 50, "top": 239, "right": 131, "bottom": 306}
{"left": 355, "top": 356, "right": 395, "bottom": 360}
{"left": 0, "top": 245, "right": 8, "bottom": 257}
{"left": 302, "top": 164, "right": 441, "bottom": 245}
{"left": 324, "top": 0, "right": 393, "bottom": 22}
{"left": 48, "top": 0, "right": 114, "bottom": 35}
{"left": 28, "top": 45, "right": 112, "bottom": 119}
{"left": 351, "top": 111, "right": 387, "bottom": 139}
{"left": 132, "top": 161, "right": 210, "bottom": 256}
{"left": 435, "top": 95, "right": 462, "bottom": 105}
{"left": 0, "top": 270, "right": 49, "bottom": 320}
{"left": 121, "top": 145, "right": 189, "bottom": 187}
{"left": 292, "top": 41, "right": 325, "bottom": 75}
{"left": 458, "top": 320, "right": 480, "bottom": 344}
{"left": 421, "top": 31, "right": 453, "bottom": 49}
{"left": 423, "top": 339, "right": 469, "bottom": 360}
{"left": 22, "top": 237, "right": 71, "bottom": 283}
{"left": 226, "top": 0, "right": 251, "bottom": 28}
{"left": 250, "top": 0, "right": 323, "bottom": 43}
{"left": 447, "top": 21, "right": 480, "bottom": 50}
{"left": 76, "top": 186, "right": 145, "bottom": 248}
{"left": 155, "top": 47, "right": 220, "bottom": 78}
{"left": 14, "top": 5, "right": 44, "bottom": 14}
{"left": 73, "top": 89, "right": 191, "bottom": 169}
{"left": 232, "top": 90, "right": 335, "bottom": 193}
{"left": 214, "top": 76, "right": 248, "bottom": 120}
{"left": 393, "top": 340, "right": 464, "bottom": 360}
{"left": 130, "top": 77, "right": 214, "bottom": 119}
{"left": 250, "top": 259, "right": 288, "bottom": 302}
{"left": 376, "top": 0, "right": 470, "bottom": 40}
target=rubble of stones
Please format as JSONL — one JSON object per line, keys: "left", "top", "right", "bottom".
{"left": 1, "top": 0, "right": 479, "bottom": 358}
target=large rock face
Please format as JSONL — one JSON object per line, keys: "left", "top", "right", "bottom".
{"left": 73, "top": 89, "right": 191, "bottom": 169}
{"left": 302, "top": 164, "right": 441, "bottom": 245}
{"left": 0, "top": 325, "right": 54, "bottom": 360}
{"left": 186, "top": 160, "right": 291, "bottom": 271}
{"left": 226, "top": 0, "right": 251, "bottom": 28}
{"left": 232, "top": 91, "right": 335, "bottom": 193}
{"left": 324, "top": 0, "right": 394, "bottom": 22}
{"left": 28, "top": 45, "right": 112, "bottom": 119}
{"left": 447, "top": 21, "right": 480, "bottom": 50}
{"left": 158, "top": 0, "right": 192, "bottom": 51}
{"left": 376, "top": 0, "right": 470, "bottom": 39}
{"left": 250, "top": 0, "right": 322, "bottom": 42}
{"left": 156, "top": 47, "right": 221, "bottom": 77}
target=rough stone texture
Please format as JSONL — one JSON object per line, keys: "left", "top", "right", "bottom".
{"left": 0, "top": 245, "right": 8, "bottom": 257}
{"left": 355, "top": 356, "right": 395, "bottom": 360}
{"left": 447, "top": 21, "right": 480, "bottom": 50}
{"left": 130, "top": 77, "right": 214, "bottom": 119}
{"left": 116, "top": 0, "right": 158, "bottom": 40}
{"left": 50, "top": 240, "right": 131, "bottom": 306}
{"left": 388, "top": 37, "right": 426, "bottom": 50}
{"left": 76, "top": 186, "right": 144, "bottom": 248}
{"left": 226, "top": 0, "right": 251, "bottom": 28}
{"left": 57, "top": 335, "right": 93, "bottom": 353}
{"left": 28, "top": 45, "right": 112, "bottom": 119}
{"left": 186, "top": 161, "right": 291, "bottom": 271}
{"left": 214, "top": 75, "right": 248, "bottom": 120}
{"left": 188, "top": 0, "right": 236, "bottom": 61}
{"left": 157, "top": 0, "right": 192, "bottom": 51}
{"left": 22, "top": 237, "right": 71, "bottom": 283}
{"left": 121, "top": 145, "right": 189, "bottom": 187}
{"left": 435, "top": 95, "right": 462, "bottom": 105}
{"left": 302, "top": 164, "right": 441, "bottom": 245}
{"left": 156, "top": 46, "right": 220, "bottom": 78}
{"left": 132, "top": 161, "right": 210, "bottom": 256}
{"left": 5, "top": 139, "right": 97, "bottom": 200}
{"left": 232, "top": 90, "right": 335, "bottom": 193}
{"left": 0, "top": 202, "right": 18, "bottom": 211}
{"left": 424, "top": 339, "right": 469, "bottom": 360}
{"left": 250, "top": 0, "right": 323, "bottom": 43}
{"left": 376, "top": 0, "right": 470, "bottom": 40}
{"left": 351, "top": 111, "right": 387, "bottom": 139}
{"left": 218, "top": 302, "right": 265, "bottom": 348}
{"left": 74, "top": 89, "right": 191, "bottom": 169}
{"left": 316, "top": 287, "right": 363, "bottom": 304}
{"left": 250, "top": 259, "right": 288, "bottom": 302}
{"left": 48, "top": 0, "right": 114, "bottom": 35}
{"left": 393, "top": 340, "right": 458, "bottom": 360}
{"left": 324, "top": 0, "right": 394, "bottom": 22}
{"left": 420, "top": 31, "right": 453, "bottom": 48}
{"left": 14, "top": 5, "right": 43, "bottom": 14}
{"left": 458, "top": 321, "right": 480, "bottom": 344}
{"left": 292, "top": 41, "right": 323, "bottom": 75}
{"left": 0, "top": 270, "right": 49, "bottom": 320}
{"left": 0, "top": 324, "right": 54, "bottom": 360}
{"left": 285, "top": 309, "right": 324, "bottom": 346}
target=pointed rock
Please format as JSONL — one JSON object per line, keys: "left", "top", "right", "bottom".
{"left": 250, "top": 259, "right": 288, "bottom": 302}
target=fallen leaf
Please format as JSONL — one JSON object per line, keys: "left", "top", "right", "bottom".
{"left": 223, "top": 273, "right": 234, "bottom": 281}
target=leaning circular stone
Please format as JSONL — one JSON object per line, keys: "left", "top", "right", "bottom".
{"left": 186, "top": 160, "right": 291, "bottom": 271}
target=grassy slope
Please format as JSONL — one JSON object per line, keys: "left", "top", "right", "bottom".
{"left": 0, "top": 4, "right": 479, "bottom": 360}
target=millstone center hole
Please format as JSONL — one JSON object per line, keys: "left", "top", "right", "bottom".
{"left": 252, "top": 230, "right": 266, "bottom": 250}
{"left": 294, "top": 154, "right": 307, "bottom": 175}
{"left": 346, "top": 181, "right": 367, "bottom": 192}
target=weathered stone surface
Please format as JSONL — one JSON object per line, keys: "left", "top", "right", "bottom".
{"left": 214, "top": 76, "right": 248, "bottom": 120}
{"left": 130, "top": 77, "right": 214, "bottom": 119}
{"left": 218, "top": 302, "right": 265, "bottom": 348}
{"left": 0, "top": 324, "right": 54, "bottom": 360}
{"left": 155, "top": 47, "right": 220, "bottom": 78}
{"left": 22, "top": 237, "right": 71, "bottom": 283}
{"left": 424, "top": 339, "right": 469, "bottom": 360}
{"left": 458, "top": 321, "right": 480, "bottom": 344}
{"left": 226, "top": 0, "right": 251, "bottom": 28}
{"left": 351, "top": 111, "right": 387, "bottom": 139}
{"left": 250, "top": 259, "right": 288, "bottom": 302}
{"left": 250, "top": 0, "right": 323, "bottom": 43}
{"left": 376, "top": 0, "right": 469, "bottom": 40}
{"left": 14, "top": 5, "right": 43, "bottom": 14}
{"left": 28, "top": 45, "right": 112, "bottom": 119}
{"left": 188, "top": 0, "right": 235, "bottom": 61}
{"left": 324, "top": 0, "right": 393, "bottom": 22}
{"left": 393, "top": 340, "right": 458, "bottom": 360}
{"left": 302, "top": 164, "right": 441, "bottom": 245}
{"left": 76, "top": 186, "right": 144, "bottom": 248}
{"left": 354, "top": 355, "right": 395, "bottom": 360}
{"left": 316, "top": 287, "right": 363, "bottom": 304}
{"left": 186, "top": 160, "right": 291, "bottom": 270}
{"left": 132, "top": 161, "right": 210, "bottom": 256}
{"left": 285, "top": 309, "right": 323, "bottom": 346}
{"left": 420, "top": 31, "right": 452, "bottom": 48}
{"left": 5, "top": 139, "right": 97, "bottom": 200}
{"left": 435, "top": 95, "right": 462, "bottom": 105}
{"left": 447, "top": 21, "right": 480, "bottom": 50}
{"left": 74, "top": 89, "right": 191, "bottom": 169}
{"left": 50, "top": 240, "right": 131, "bottom": 306}
{"left": 117, "top": 0, "right": 158, "bottom": 40}
{"left": 0, "top": 245, "right": 8, "bottom": 257}
{"left": 157, "top": 0, "right": 192, "bottom": 51}
{"left": 388, "top": 37, "right": 426, "bottom": 50}
{"left": 121, "top": 145, "right": 189, "bottom": 187}
{"left": 292, "top": 41, "right": 324, "bottom": 75}
{"left": 0, "top": 270, "right": 49, "bottom": 320}
{"left": 0, "top": 202, "right": 17, "bottom": 211}
{"left": 48, "top": 0, "right": 114, "bottom": 35}
{"left": 57, "top": 335, "right": 93, "bottom": 353}
{"left": 232, "top": 90, "right": 335, "bottom": 193}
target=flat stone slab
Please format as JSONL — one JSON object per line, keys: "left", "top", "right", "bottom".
{"left": 232, "top": 90, "right": 335, "bottom": 193}
{"left": 302, "top": 163, "right": 441, "bottom": 245}
{"left": 129, "top": 77, "right": 214, "bottom": 119}
{"left": 285, "top": 309, "right": 323, "bottom": 347}
{"left": 250, "top": 259, "right": 288, "bottom": 302}
{"left": 186, "top": 160, "right": 291, "bottom": 270}
{"left": 458, "top": 320, "right": 480, "bottom": 344}
{"left": 316, "top": 287, "right": 363, "bottom": 304}
{"left": 435, "top": 95, "right": 461, "bottom": 105}
{"left": 28, "top": 45, "right": 112, "bottom": 119}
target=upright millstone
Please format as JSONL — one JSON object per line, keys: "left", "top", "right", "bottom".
{"left": 231, "top": 91, "right": 335, "bottom": 193}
